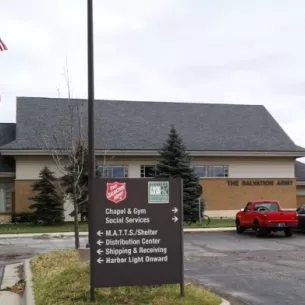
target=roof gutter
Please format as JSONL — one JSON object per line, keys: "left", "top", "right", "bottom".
{"left": 1, "top": 149, "right": 305, "bottom": 158}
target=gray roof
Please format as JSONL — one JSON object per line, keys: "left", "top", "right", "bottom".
{"left": 0, "top": 123, "right": 16, "bottom": 172}
{"left": 0, "top": 96, "right": 304, "bottom": 153}
{"left": 295, "top": 161, "right": 305, "bottom": 181}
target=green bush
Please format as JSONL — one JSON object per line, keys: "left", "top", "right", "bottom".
{"left": 11, "top": 212, "right": 36, "bottom": 224}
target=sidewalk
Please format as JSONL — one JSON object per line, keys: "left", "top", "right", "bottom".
{"left": 0, "top": 263, "right": 23, "bottom": 305}
{"left": 0, "top": 227, "right": 235, "bottom": 239}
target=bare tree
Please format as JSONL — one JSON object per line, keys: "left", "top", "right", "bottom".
{"left": 31, "top": 59, "right": 114, "bottom": 249}
{"left": 42, "top": 107, "right": 87, "bottom": 249}
{"left": 27, "top": 59, "right": 87, "bottom": 249}
{"left": 35, "top": 103, "right": 114, "bottom": 249}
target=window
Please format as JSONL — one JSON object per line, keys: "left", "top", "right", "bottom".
{"left": 0, "top": 187, "right": 6, "bottom": 213}
{"left": 140, "top": 165, "right": 156, "bottom": 178}
{"left": 297, "top": 207, "right": 305, "bottom": 215}
{"left": 97, "top": 165, "right": 128, "bottom": 178}
{"left": 244, "top": 203, "right": 251, "bottom": 212}
{"left": 253, "top": 202, "right": 279, "bottom": 212}
{"left": 193, "top": 165, "right": 228, "bottom": 178}
{"left": 0, "top": 183, "right": 12, "bottom": 214}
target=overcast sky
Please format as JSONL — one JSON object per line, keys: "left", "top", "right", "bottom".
{"left": 1, "top": 0, "right": 305, "bottom": 150}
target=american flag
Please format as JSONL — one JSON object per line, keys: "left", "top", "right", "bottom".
{"left": 0, "top": 38, "right": 8, "bottom": 51}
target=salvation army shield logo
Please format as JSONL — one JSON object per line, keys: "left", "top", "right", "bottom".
{"left": 106, "top": 182, "right": 127, "bottom": 204}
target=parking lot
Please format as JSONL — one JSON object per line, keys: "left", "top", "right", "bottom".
{"left": 185, "top": 230, "right": 305, "bottom": 305}
{"left": 1, "top": 231, "right": 305, "bottom": 304}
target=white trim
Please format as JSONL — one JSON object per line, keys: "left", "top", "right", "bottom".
{"left": 0, "top": 172, "right": 15, "bottom": 178}
{"left": 1, "top": 149, "right": 305, "bottom": 157}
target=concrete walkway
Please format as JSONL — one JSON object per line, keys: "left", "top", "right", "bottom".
{"left": 0, "top": 292, "right": 20, "bottom": 304}
{"left": 0, "top": 263, "right": 23, "bottom": 305}
{"left": 0, "top": 227, "right": 235, "bottom": 239}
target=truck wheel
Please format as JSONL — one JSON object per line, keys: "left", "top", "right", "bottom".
{"left": 236, "top": 219, "right": 245, "bottom": 234}
{"left": 284, "top": 228, "right": 293, "bottom": 237}
{"left": 254, "top": 221, "right": 267, "bottom": 237}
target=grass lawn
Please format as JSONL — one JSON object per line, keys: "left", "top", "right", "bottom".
{"left": 31, "top": 250, "right": 222, "bottom": 305}
{"left": 0, "top": 218, "right": 235, "bottom": 235}
{"left": 186, "top": 218, "right": 235, "bottom": 228}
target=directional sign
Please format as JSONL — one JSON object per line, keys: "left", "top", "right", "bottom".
{"left": 90, "top": 178, "right": 184, "bottom": 291}
{"left": 172, "top": 207, "right": 178, "bottom": 214}
{"left": 172, "top": 216, "right": 178, "bottom": 222}
{"left": 96, "top": 240, "right": 103, "bottom": 246}
{"left": 96, "top": 249, "right": 103, "bottom": 255}
{"left": 97, "top": 258, "right": 103, "bottom": 264}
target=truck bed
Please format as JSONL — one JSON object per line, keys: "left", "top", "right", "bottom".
{"left": 259, "top": 211, "right": 298, "bottom": 228}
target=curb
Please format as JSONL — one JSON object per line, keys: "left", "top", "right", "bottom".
{"left": 221, "top": 297, "right": 231, "bottom": 305}
{"left": 23, "top": 259, "right": 35, "bottom": 305}
{"left": 0, "top": 228, "right": 235, "bottom": 239}
{"left": 184, "top": 228, "right": 235, "bottom": 233}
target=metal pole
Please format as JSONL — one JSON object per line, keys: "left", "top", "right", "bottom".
{"left": 87, "top": 0, "right": 95, "bottom": 301}
{"left": 180, "top": 178, "right": 185, "bottom": 297}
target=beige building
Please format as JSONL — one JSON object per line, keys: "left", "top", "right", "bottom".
{"left": 0, "top": 97, "right": 305, "bottom": 222}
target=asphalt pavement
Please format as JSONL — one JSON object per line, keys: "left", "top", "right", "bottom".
{"left": 0, "top": 235, "right": 89, "bottom": 265}
{"left": 1, "top": 231, "right": 305, "bottom": 304}
{"left": 185, "top": 231, "right": 305, "bottom": 305}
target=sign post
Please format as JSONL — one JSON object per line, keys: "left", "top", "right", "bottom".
{"left": 89, "top": 177, "right": 184, "bottom": 298}
{"left": 87, "top": 0, "right": 96, "bottom": 301}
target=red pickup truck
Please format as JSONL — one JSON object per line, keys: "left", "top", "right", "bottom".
{"left": 235, "top": 200, "right": 298, "bottom": 237}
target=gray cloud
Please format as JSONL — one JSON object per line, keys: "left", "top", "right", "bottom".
{"left": 1, "top": 0, "right": 305, "bottom": 152}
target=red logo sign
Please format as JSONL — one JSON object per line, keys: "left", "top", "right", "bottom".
{"left": 106, "top": 182, "right": 127, "bottom": 204}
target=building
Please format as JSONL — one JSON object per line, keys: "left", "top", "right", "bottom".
{"left": 0, "top": 96, "right": 305, "bottom": 223}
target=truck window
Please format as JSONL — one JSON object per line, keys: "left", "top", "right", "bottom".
{"left": 244, "top": 203, "right": 251, "bottom": 211}
{"left": 298, "top": 207, "right": 305, "bottom": 214}
{"left": 254, "top": 202, "right": 279, "bottom": 211}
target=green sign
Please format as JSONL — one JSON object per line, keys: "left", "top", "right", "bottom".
{"left": 148, "top": 181, "right": 169, "bottom": 204}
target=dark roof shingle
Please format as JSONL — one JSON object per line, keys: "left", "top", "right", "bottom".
{"left": 0, "top": 97, "right": 304, "bottom": 153}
